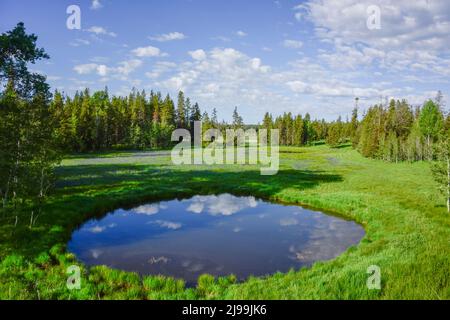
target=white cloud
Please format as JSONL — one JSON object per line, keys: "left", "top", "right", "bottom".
{"left": 134, "top": 204, "right": 159, "bottom": 215}
{"left": 236, "top": 30, "right": 248, "bottom": 37}
{"left": 159, "top": 47, "right": 271, "bottom": 94}
{"left": 145, "top": 61, "right": 177, "bottom": 79}
{"left": 73, "top": 59, "right": 142, "bottom": 78}
{"left": 299, "top": 0, "right": 450, "bottom": 50}
{"left": 96, "top": 65, "right": 109, "bottom": 77}
{"left": 188, "top": 49, "right": 206, "bottom": 61}
{"left": 283, "top": 39, "right": 303, "bottom": 49}
{"left": 86, "top": 26, "right": 116, "bottom": 37}
{"left": 149, "top": 32, "right": 186, "bottom": 42}
{"left": 68, "top": 0, "right": 449, "bottom": 122}
{"left": 74, "top": 63, "right": 101, "bottom": 75}
{"left": 90, "top": 0, "right": 103, "bottom": 10}
{"left": 186, "top": 194, "right": 258, "bottom": 216}
{"left": 133, "top": 203, "right": 169, "bottom": 215}
{"left": 132, "top": 46, "right": 166, "bottom": 57}
{"left": 69, "top": 38, "right": 90, "bottom": 47}
{"left": 116, "top": 59, "right": 143, "bottom": 75}
{"left": 295, "top": 0, "right": 450, "bottom": 76}
{"left": 187, "top": 201, "right": 204, "bottom": 214}
{"left": 150, "top": 220, "right": 182, "bottom": 230}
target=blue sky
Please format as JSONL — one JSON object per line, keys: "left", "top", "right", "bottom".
{"left": 1, "top": 0, "right": 449, "bottom": 123}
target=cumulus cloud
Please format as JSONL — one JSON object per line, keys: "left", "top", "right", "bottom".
{"left": 186, "top": 194, "right": 258, "bottom": 216}
{"left": 298, "top": 0, "right": 450, "bottom": 50}
{"left": 85, "top": 26, "right": 116, "bottom": 37}
{"left": 131, "top": 46, "right": 167, "bottom": 57}
{"left": 134, "top": 204, "right": 160, "bottom": 215}
{"left": 133, "top": 203, "right": 169, "bottom": 215}
{"left": 149, "top": 32, "right": 186, "bottom": 42}
{"left": 236, "top": 30, "right": 248, "bottom": 37}
{"left": 73, "top": 63, "right": 101, "bottom": 75}
{"left": 295, "top": 0, "right": 450, "bottom": 76}
{"left": 145, "top": 61, "right": 177, "bottom": 79}
{"left": 73, "top": 59, "right": 142, "bottom": 79}
{"left": 159, "top": 47, "right": 271, "bottom": 96}
{"left": 188, "top": 49, "right": 207, "bottom": 61}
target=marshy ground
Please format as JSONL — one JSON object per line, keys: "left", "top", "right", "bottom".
{"left": 1, "top": 144, "right": 449, "bottom": 299}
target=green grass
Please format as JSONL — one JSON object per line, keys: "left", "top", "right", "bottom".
{"left": 1, "top": 145, "right": 449, "bottom": 299}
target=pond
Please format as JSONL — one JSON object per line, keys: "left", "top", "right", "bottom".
{"left": 68, "top": 194, "right": 365, "bottom": 285}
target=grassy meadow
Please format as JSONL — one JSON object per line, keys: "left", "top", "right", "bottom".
{"left": 0, "top": 144, "right": 449, "bottom": 299}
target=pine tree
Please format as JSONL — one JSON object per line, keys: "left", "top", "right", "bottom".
{"left": 262, "top": 112, "right": 273, "bottom": 130}
{"left": 190, "top": 102, "right": 202, "bottom": 123}
{"left": 293, "top": 115, "right": 304, "bottom": 146}
{"left": 350, "top": 106, "right": 359, "bottom": 147}
{"left": 211, "top": 108, "right": 218, "bottom": 127}
{"left": 326, "top": 116, "right": 344, "bottom": 148}
{"left": 232, "top": 106, "right": 243, "bottom": 130}
{"left": 161, "top": 94, "right": 175, "bottom": 127}
{"left": 176, "top": 91, "right": 186, "bottom": 128}
{"left": 185, "top": 97, "right": 192, "bottom": 130}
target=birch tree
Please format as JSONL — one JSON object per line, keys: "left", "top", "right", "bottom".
{"left": 432, "top": 134, "right": 450, "bottom": 212}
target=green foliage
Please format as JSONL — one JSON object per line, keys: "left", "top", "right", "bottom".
{"left": 419, "top": 100, "right": 444, "bottom": 160}
{"left": 419, "top": 100, "right": 443, "bottom": 140}
{"left": 143, "top": 275, "right": 188, "bottom": 299}
{"left": 326, "top": 117, "right": 345, "bottom": 148}
{"left": 1, "top": 22, "right": 449, "bottom": 301}
{"left": 0, "top": 145, "right": 450, "bottom": 299}
{"left": 232, "top": 107, "right": 244, "bottom": 129}
{"left": 431, "top": 134, "right": 450, "bottom": 212}
{"left": 0, "top": 22, "right": 50, "bottom": 99}
{"left": 49, "top": 88, "right": 206, "bottom": 152}
{"left": 357, "top": 98, "right": 445, "bottom": 162}
{"left": 197, "top": 274, "right": 216, "bottom": 297}
{"left": 0, "top": 22, "right": 60, "bottom": 218}
{"left": 268, "top": 112, "right": 331, "bottom": 147}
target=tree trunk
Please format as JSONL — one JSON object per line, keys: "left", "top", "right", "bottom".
{"left": 427, "top": 135, "right": 431, "bottom": 161}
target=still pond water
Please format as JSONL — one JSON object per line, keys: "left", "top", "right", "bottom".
{"left": 68, "top": 194, "right": 364, "bottom": 285}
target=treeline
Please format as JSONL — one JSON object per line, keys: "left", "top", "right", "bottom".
{"left": 263, "top": 93, "right": 448, "bottom": 163}
{"left": 51, "top": 89, "right": 207, "bottom": 152}
{"left": 263, "top": 96, "right": 450, "bottom": 211}
{"left": 356, "top": 97, "right": 447, "bottom": 162}
{"left": 49, "top": 86, "right": 258, "bottom": 152}
{"left": 260, "top": 111, "right": 355, "bottom": 147}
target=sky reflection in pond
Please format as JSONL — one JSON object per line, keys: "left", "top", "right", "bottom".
{"left": 68, "top": 194, "right": 365, "bottom": 285}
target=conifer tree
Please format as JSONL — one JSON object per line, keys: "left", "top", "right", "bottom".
{"left": 176, "top": 91, "right": 186, "bottom": 128}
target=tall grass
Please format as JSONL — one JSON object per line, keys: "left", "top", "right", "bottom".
{"left": 0, "top": 145, "right": 449, "bottom": 299}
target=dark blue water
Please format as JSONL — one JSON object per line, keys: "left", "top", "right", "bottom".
{"left": 68, "top": 194, "right": 364, "bottom": 285}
